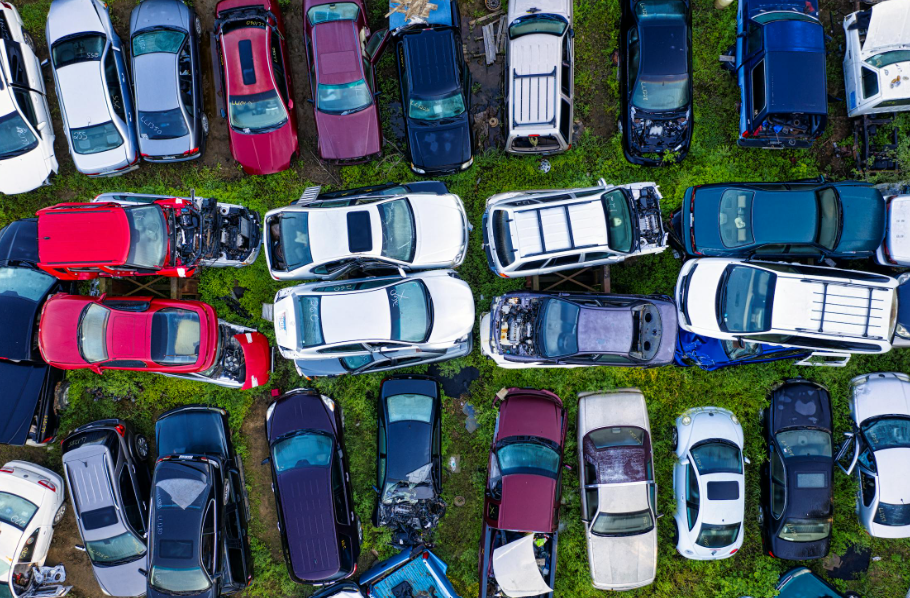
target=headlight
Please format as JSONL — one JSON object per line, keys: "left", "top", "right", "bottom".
{"left": 266, "top": 401, "right": 276, "bottom": 421}
{"left": 460, "top": 156, "right": 474, "bottom": 170}
{"left": 321, "top": 395, "right": 336, "bottom": 412}
{"left": 275, "top": 286, "right": 294, "bottom": 300}
{"left": 731, "top": 414, "right": 739, "bottom": 425}
{"left": 681, "top": 415, "right": 692, "bottom": 426}
{"left": 897, "top": 322, "right": 910, "bottom": 339}
{"left": 898, "top": 272, "right": 910, "bottom": 285}
{"left": 410, "top": 163, "right": 426, "bottom": 174}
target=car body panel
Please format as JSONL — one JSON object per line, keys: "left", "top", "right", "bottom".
{"left": 359, "top": 545, "right": 459, "bottom": 598}
{"left": 674, "top": 329, "right": 810, "bottom": 371}
{"left": 0, "top": 361, "right": 63, "bottom": 447}
{"left": 877, "top": 194, "right": 910, "bottom": 266}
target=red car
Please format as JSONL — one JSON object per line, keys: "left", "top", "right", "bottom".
{"left": 37, "top": 294, "right": 270, "bottom": 390}
{"left": 213, "top": 0, "right": 298, "bottom": 175}
{"left": 479, "top": 388, "right": 566, "bottom": 598}
{"left": 303, "top": 0, "right": 388, "bottom": 163}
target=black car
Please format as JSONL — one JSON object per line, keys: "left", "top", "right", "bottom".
{"left": 149, "top": 406, "right": 253, "bottom": 598}
{"left": 0, "top": 218, "right": 71, "bottom": 447}
{"left": 264, "top": 389, "right": 361, "bottom": 585}
{"left": 375, "top": 375, "right": 445, "bottom": 546}
{"left": 620, "top": 0, "right": 693, "bottom": 165}
{"left": 760, "top": 379, "right": 834, "bottom": 560}
{"left": 395, "top": 22, "right": 473, "bottom": 175}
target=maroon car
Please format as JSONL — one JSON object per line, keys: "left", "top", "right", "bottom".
{"left": 213, "top": 0, "right": 299, "bottom": 175}
{"left": 479, "top": 388, "right": 566, "bottom": 598}
{"left": 303, "top": 0, "right": 388, "bottom": 163}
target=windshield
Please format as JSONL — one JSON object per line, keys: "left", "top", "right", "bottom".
{"left": 408, "top": 91, "right": 466, "bottom": 121}
{"left": 0, "top": 267, "right": 56, "bottom": 302}
{"left": 317, "top": 80, "right": 372, "bottom": 115}
{"left": 603, "top": 190, "right": 633, "bottom": 252}
{"left": 718, "top": 190, "right": 754, "bottom": 247}
{"left": 229, "top": 89, "right": 288, "bottom": 132}
{"left": 695, "top": 522, "right": 740, "bottom": 548}
{"left": 0, "top": 492, "right": 38, "bottom": 530}
{"left": 388, "top": 280, "right": 430, "bottom": 342}
{"left": 873, "top": 502, "right": 910, "bottom": 527}
{"left": 496, "top": 442, "right": 560, "bottom": 478}
{"left": 85, "top": 532, "right": 147, "bottom": 564}
{"left": 862, "top": 417, "right": 910, "bottom": 451}
{"left": 70, "top": 121, "right": 124, "bottom": 155}
{"left": 79, "top": 303, "right": 110, "bottom": 363}
{"left": 778, "top": 518, "right": 831, "bottom": 542}
{"left": 308, "top": 2, "right": 360, "bottom": 24}
{"left": 866, "top": 50, "right": 910, "bottom": 69}
{"left": 0, "top": 111, "right": 38, "bottom": 159}
{"left": 52, "top": 34, "right": 105, "bottom": 68}
{"left": 387, "top": 393, "right": 434, "bottom": 423}
{"left": 273, "top": 432, "right": 333, "bottom": 472}
{"left": 541, "top": 299, "right": 579, "bottom": 357}
{"left": 776, "top": 430, "right": 832, "bottom": 458}
{"left": 751, "top": 11, "right": 819, "bottom": 24}
{"left": 508, "top": 14, "right": 569, "bottom": 39}
{"left": 591, "top": 509, "right": 654, "bottom": 536}
{"left": 295, "top": 296, "right": 324, "bottom": 348}
{"left": 131, "top": 29, "right": 186, "bottom": 56}
{"left": 816, "top": 188, "right": 840, "bottom": 250}
{"left": 587, "top": 427, "right": 645, "bottom": 449}
{"left": 278, "top": 213, "right": 313, "bottom": 270}
{"left": 718, "top": 265, "right": 775, "bottom": 333}
{"left": 151, "top": 308, "right": 200, "bottom": 366}
{"left": 632, "top": 74, "right": 689, "bottom": 111}
{"left": 150, "top": 567, "right": 211, "bottom": 594}
{"left": 125, "top": 204, "right": 168, "bottom": 269}
{"left": 378, "top": 199, "right": 416, "bottom": 262}
{"left": 139, "top": 109, "right": 189, "bottom": 141}
{"left": 690, "top": 441, "right": 742, "bottom": 475}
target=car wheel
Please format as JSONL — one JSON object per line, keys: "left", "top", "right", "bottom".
{"left": 671, "top": 518, "right": 679, "bottom": 546}
{"left": 357, "top": 517, "right": 363, "bottom": 543}
{"left": 134, "top": 434, "right": 149, "bottom": 460}
{"left": 53, "top": 381, "right": 70, "bottom": 413}
{"left": 670, "top": 426, "right": 678, "bottom": 451}
{"left": 201, "top": 113, "right": 209, "bottom": 136}
{"left": 195, "top": 16, "right": 202, "bottom": 36}
{"left": 52, "top": 504, "right": 66, "bottom": 527}
{"left": 757, "top": 505, "right": 764, "bottom": 525}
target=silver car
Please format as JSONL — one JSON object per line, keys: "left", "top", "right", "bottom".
{"left": 46, "top": 0, "right": 140, "bottom": 177}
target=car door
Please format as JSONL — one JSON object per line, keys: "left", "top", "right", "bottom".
{"left": 769, "top": 446, "right": 786, "bottom": 535}
{"left": 269, "top": 25, "right": 292, "bottom": 111}
{"left": 119, "top": 464, "right": 148, "bottom": 537}
{"left": 377, "top": 411, "right": 387, "bottom": 492}
{"left": 365, "top": 29, "right": 390, "bottom": 66}
{"left": 684, "top": 460, "right": 699, "bottom": 532}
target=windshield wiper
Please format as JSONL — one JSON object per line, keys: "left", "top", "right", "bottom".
{"left": 0, "top": 145, "right": 37, "bottom": 160}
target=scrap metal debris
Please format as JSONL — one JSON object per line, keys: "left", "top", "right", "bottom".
{"left": 17, "top": 565, "right": 72, "bottom": 597}
{"left": 387, "top": 0, "right": 438, "bottom": 22}
{"left": 377, "top": 464, "right": 447, "bottom": 548}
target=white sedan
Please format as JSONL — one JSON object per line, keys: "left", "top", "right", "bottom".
{"left": 672, "top": 406, "right": 747, "bottom": 560}
{"left": 0, "top": 461, "right": 66, "bottom": 597}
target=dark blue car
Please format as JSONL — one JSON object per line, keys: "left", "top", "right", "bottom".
{"left": 675, "top": 329, "right": 809, "bottom": 371}
{"left": 732, "top": 0, "right": 827, "bottom": 148}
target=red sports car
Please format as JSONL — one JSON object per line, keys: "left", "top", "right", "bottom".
{"left": 303, "top": 0, "right": 388, "bottom": 163}
{"left": 479, "top": 388, "right": 566, "bottom": 598}
{"left": 38, "top": 294, "right": 270, "bottom": 390}
{"left": 213, "top": 0, "right": 298, "bottom": 175}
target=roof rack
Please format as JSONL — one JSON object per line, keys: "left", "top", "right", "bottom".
{"left": 794, "top": 279, "right": 887, "bottom": 340}
{"left": 512, "top": 67, "right": 558, "bottom": 128}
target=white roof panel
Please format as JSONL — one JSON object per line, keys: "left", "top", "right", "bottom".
{"left": 568, "top": 201, "right": 608, "bottom": 247}
{"left": 771, "top": 278, "right": 895, "bottom": 339}
{"left": 514, "top": 210, "right": 543, "bottom": 255}
{"left": 321, "top": 290, "right": 390, "bottom": 343}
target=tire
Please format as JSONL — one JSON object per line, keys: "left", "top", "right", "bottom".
{"left": 357, "top": 517, "right": 363, "bottom": 543}
{"left": 670, "top": 426, "right": 678, "bottom": 451}
{"left": 201, "top": 113, "right": 209, "bottom": 135}
{"left": 757, "top": 505, "right": 764, "bottom": 525}
{"left": 195, "top": 16, "right": 202, "bottom": 36}
{"left": 52, "top": 504, "right": 66, "bottom": 527}
{"left": 134, "top": 434, "right": 149, "bottom": 460}
{"left": 670, "top": 518, "right": 679, "bottom": 546}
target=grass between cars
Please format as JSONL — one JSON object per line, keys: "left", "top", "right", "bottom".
{"left": 7, "top": 0, "right": 910, "bottom": 596}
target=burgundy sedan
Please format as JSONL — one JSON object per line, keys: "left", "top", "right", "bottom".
{"left": 213, "top": 0, "right": 299, "bottom": 175}
{"left": 479, "top": 388, "right": 566, "bottom": 598}
{"left": 303, "top": 0, "right": 388, "bottom": 163}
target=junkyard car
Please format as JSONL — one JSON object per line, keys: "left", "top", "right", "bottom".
{"left": 375, "top": 375, "right": 444, "bottom": 546}
{"left": 150, "top": 405, "right": 253, "bottom": 597}
{"left": 672, "top": 406, "right": 746, "bottom": 560}
{"left": 836, "top": 372, "right": 910, "bottom": 538}
{"left": 0, "top": 461, "right": 67, "bottom": 598}
{"left": 675, "top": 330, "right": 810, "bottom": 371}
{"left": 212, "top": 0, "right": 298, "bottom": 175}
{"left": 676, "top": 258, "right": 900, "bottom": 354}
{"left": 0, "top": 1, "right": 58, "bottom": 194}
{"left": 504, "top": 0, "right": 574, "bottom": 155}
{"left": 272, "top": 270, "right": 474, "bottom": 377}
{"left": 303, "top": 0, "right": 388, "bottom": 163}
{"left": 129, "top": 0, "right": 207, "bottom": 161}
{"left": 760, "top": 380, "right": 833, "bottom": 560}
{"left": 38, "top": 294, "right": 270, "bottom": 390}
{"left": 264, "top": 182, "right": 469, "bottom": 281}
{"left": 876, "top": 195, "right": 910, "bottom": 267}
{"left": 359, "top": 545, "right": 460, "bottom": 598}
{"left": 62, "top": 419, "right": 151, "bottom": 597}
{"left": 577, "top": 390, "right": 657, "bottom": 591}
{"left": 774, "top": 567, "right": 860, "bottom": 598}
{"left": 264, "top": 389, "right": 361, "bottom": 584}
{"left": 731, "top": 0, "right": 827, "bottom": 148}
{"left": 479, "top": 388, "right": 566, "bottom": 598}
{"left": 46, "top": 0, "right": 140, "bottom": 177}
{"left": 844, "top": 0, "right": 910, "bottom": 118}
{"left": 480, "top": 291, "right": 677, "bottom": 368}
{"left": 620, "top": 0, "right": 692, "bottom": 164}
{"left": 35, "top": 193, "right": 260, "bottom": 280}
{"left": 482, "top": 180, "right": 667, "bottom": 277}
{"left": 669, "top": 181, "right": 886, "bottom": 261}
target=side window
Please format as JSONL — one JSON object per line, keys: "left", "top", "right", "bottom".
{"left": 515, "top": 259, "right": 547, "bottom": 272}
{"left": 585, "top": 488, "right": 597, "bottom": 521}
{"left": 628, "top": 29, "right": 640, "bottom": 88}
{"left": 312, "top": 259, "right": 353, "bottom": 275}
{"left": 750, "top": 60, "right": 766, "bottom": 119}
{"left": 363, "top": 59, "right": 374, "bottom": 91}
{"left": 270, "top": 29, "right": 289, "bottom": 104}
{"left": 13, "top": 89, "right": 38, "bottom": 130}
{"left": 105, "top": 360, "right": 147, "bottom": 368}
{"left": 685, "top": 463, "right": 699, "bottom": 530}
{"left": 119, "top": 467, "right": 145, "bottom": 533}
{"left": 770, "top": 449, "right": 786, "bottom": 519}
{"left": 377, "top": 422, "right": 387, "bottom": 485}
{"left": 746, "top": 24, "right": 762, "bottom": 56}
{"left": 574, "top": 354, "right": 633, "bottom": 364}
{"left": 104, "top": 52, "right": 126, "bottom": 121}
{"left": 753, "top": 244, "right": 787, "bottom": 256}
{"left": 178, "top": 46, "right": 194, "bottom": 114}
{"left": 560, "top": 33, "right": 571, "bottom": 97}
{"left": 786, "top": 245, "right": 821, "bottom": 256}
{"left": 584, "top": 251, "right": 613, "bottom": 261}
{"left": 550, "top": 254, "right": 579, "bottom": 267}
{"left": 860, "top": 470, "right": 876, "bottom": 507}
{"left": 331, "top": 454, "right": 348, "bottom": 525}
{"left": 201, "top": 501, "right": 216, "bottom": 575}
{"left": 862, "top": 67, "right": 879, "bottom": 99}
{"left": 559, "top": 99, "right": 571, "bottom": 143}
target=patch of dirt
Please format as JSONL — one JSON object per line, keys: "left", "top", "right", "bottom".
{"left": 241, "top": 393, "right": 283, "bottom": 563}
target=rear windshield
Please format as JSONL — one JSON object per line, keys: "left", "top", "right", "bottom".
{"left": 125, "top": 204, "right": 167, "bottom": 269}
{"left": 0, "top": 492, "right": 38, "bottom": 530}
{"left": 718, "top": 265, "right": 775, "bottom": 333}
{"left": 272, "top": 432, "right": 333, "bottom": 472}
{"left": 0, "top": 267, "right": 56, "bottom": 302}
{"left": 52, "top": 34, "right": 105, "bottom": 69}
{"left": 139, "top": 109, "right": 189, "bottom": 141}
{"left": 778, "top": 518, "right": 831, "bottom": 542}
{"left": 776, "top": 430, "right": 831, "bottom": 458}
{"left": 132, "top": 30, "right": 186, "bottom": 56}
{"left": 695, "top": 522, "right": 740, "bottom": 548}
{"left": 378, "top": 199, "right": 416, "bottom": 262}
{"left": 70, "top": 121, "right": 124, "bottom": 155}
{"left": 387, "top": 393, "right": 434, "bottom": 423}
{"left": 492, "top": 210, "right": 516, "bottom": 267}
{"left": 0, "top": 111, "right": 38, "bottom": 160}
{"left": 151, "top": 308, "right": 200, "bottom": 365}
{"left": 603, "top": 190, "right": 633, "bottom": 253}
{"left": 591, "top": 509, "right": 654, "bottom": 537}
{"left": 690, "top": 441, "right": 742, "bottom": 475}
{"left": 873, "top": 502, "right": 910, "bottom": 527}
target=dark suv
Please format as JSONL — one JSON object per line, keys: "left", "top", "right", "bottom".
{"left": 149, "top": 406, "right": 253, "bottom": 598}
{"left": 264, "top": 389, "right": 361, "bottom": 585}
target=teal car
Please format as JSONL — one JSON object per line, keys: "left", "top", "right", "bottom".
{"left": 774, "top": 568, "right": 859, "bottom": 598}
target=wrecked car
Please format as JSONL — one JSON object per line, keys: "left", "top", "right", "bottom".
{"left": 620, "top": 0, "right": 693, "bottom": 164}
{"left": 359, "top": 545, "right": 460, "bottom": 598}
{"left": 482, "top": 179, "right": 667, "bottom": 277}
{"left": 675, "top": 330, "right": 810, "bottom": 371}
{"left": 479, "top": 388, "right": 566, "bottom": 598}
{"left": 480, "top": 291, "right": 677, "bottom": 369}
{"left": 37, "top": 294, "right": 270, "bottom": 390}
{"left": 34, "top": 192, "right": 260, "bottom": 280}
{"left": 374, "top": 375, "right": 445, "bottom": 547}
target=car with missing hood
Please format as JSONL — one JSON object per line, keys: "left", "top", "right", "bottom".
{"left": 479, "top": 388, "right": 566, "bottom": 598}
{"left": 264, "top": 389, "right": 361, "bottom": 584}
{"left": 675, "top": 330, "right": 811, "bottom": 371}
{"left": 577, "top": 390, "right": 657, "bottom": 591}
{"left": 760, "top": 379, "right": 833, "bottom": 560}
{"left": 35, "top": 193, "right": 260, "bottom": 280}
{"left": 129, "top": 0, "right": 207, "bottom": 162}
{"left": 212, "top": 0, "right": 298, "bottom": 175}
{"left": 620, "top": 0, "right": 692, "bottom": 165}
{"left": 46, "top": 0, "right": 140, "bottom": 177}
{"left": 37, "top": 294, "right": 270, "bottom": 390}
{"left": 264, "top": 181, "right": 469, "bottom": 281}
{"left": 480, "top": 291, "right": 677, "bottom": 369}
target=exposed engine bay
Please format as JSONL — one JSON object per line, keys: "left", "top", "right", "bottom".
{"left": 199, "top": 323, "right": 249, "bottom": 385}
{"left": 376, "top": 463, "right": 446, "bottom": 548}
{"left": 629, "top": 185, "right": 665, "bottom": 253}
{"left": 171, "top": 198, "right": 261, "bottom": 268}
{"left": 747, "top": 113, "right": 825, "bottom": 145}
{"left": 491, "top": 295, "right": 543, "bottom": 359}
{"left": 629, "top": 107, "right": 689, "bottom": 155}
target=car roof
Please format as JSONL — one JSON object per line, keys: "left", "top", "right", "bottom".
{"left": 38, "top": 204, "right": 132, "bottom": 266}
{"left": 305, "top": 205, "right": 383, "bottom": 264}
{"left": 276, "top": 464, "right": 341, "bottom": 579}
{"left": 575, "top": 306, "right": 635, "bottom": 355}
{"left": 134, "top": 51, "right": 182, "bottom": 112}
{"left": 696, "top": 471, "right": 743, "bottom": 525}
{"left": 322, "top": 289, "right": 394, "bottom": 343}
{"left": 151, "top": 460, "right": 211, "bottom": 568}
{"left": 401, "top": 28, "right": 459, "bottom": 97}
{"left": 874, "top": 448, "right": 910, "bottom": 504}
{"left": 597, "top": 482, "right": 648, "bottom": 514}
{"left": 313, "top": 20, "right": 362, "bottom": 86}
{"left": 510, "top": 199, "right": 609, "bottom": 260}
{"left": 760, "top": 21, "right": 827, "bottom": 115}
{"left": 64, "top": 445, "right": 127, "bottom": 539}
{"left": 224, "top": 24, "right": 274, "bottom": 96}
{"left": 55, "top": 60, "right": 112, "bottom": 128}
{"left": 0, "top": 219, "right": 39, "bottom": 265}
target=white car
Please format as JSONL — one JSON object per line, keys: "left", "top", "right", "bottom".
{"left": 0, "top": 2, "right": 58, "bottom": 194}
{"left": 676, "top": 258, "right": 900, "bottom": 355}
{"left": 844, "top": 0, "right": 910, "bottom": 118}
{"left": 672, "top": 406, "right": 747, "bottom": 560}
{"left": 577, "top": 390, "right": 657, "bottom": 591}
{"left": 264, "top": 182, "right": 470, "bottom": 281}
{"left": 273, "top": 270, "right": 474, "bottom": 376}
{"left": 836, "top": 372, "right": 910, "bottom": 538}
{"left": 877, "top": 195, "right": 910, "bottom": 267}
{"left": 0, "top": 461, "right": 66, "bottom": 597}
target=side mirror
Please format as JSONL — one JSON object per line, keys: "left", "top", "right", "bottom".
{"left": 569, "top": 28, "right": 575, "bottom": 39}
{"left": 306, "top": 98, "right": 314, "bottom": 105}
{"left": 657, "top": 513, "right": 664, "bottom": 519}
{"left": 679, "top": 457, "right": 689, "bottom": 466}
{"left": 98, "top": 292, "right": 107, "bottom": 302}
{"left": 261, "top": 457, "right": 270, "bottom": 466}
{"left": 138, "top": 568, "right": 148, "bottom": 577}
{"left": 744, "top": 456, "right": 751, "bottom": 465}
{"left": 90, "top": 364, "right": 103, "bottom": 375}
{"left": 288, "top": 99, "right": 294, "bottom": 110}
{"left": 397, "top": 266, "right": 407, "bottom": 278}
{"left": 374, "top": 91, "right": 382, "bottom": 98}
{"left": 37, "top": 122, "right": 47, "bottom": 131}
{"left": 74, "top": 544, "right": 86, "bottom": 552}
{"left": 843, "top": 431, "right": 854, "bottom": 438}
{"left": 41, "top": 58, "right": 49, "bottom": 68}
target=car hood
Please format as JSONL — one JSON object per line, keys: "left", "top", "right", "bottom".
{"left": 0, "top": 521, "right": 23, "bottom": 563}
{"left": 94, "top": 555, "right": 149, "bottom": 598}
{"left": 836, "top": 185, "right": 885, "bottom": 253}
{"left": 235, "top": 331, "right": 270, "bottom": 390}
{"left": 678, "top": 259, "right": 727, "bottom": 333}
{"left": 0, "top": 149, "right": 53, "bottom": 195}
{"left": 131, "top": 0, "right": 190, "bottom": 32}
{"left": 0, "top": 361, "right": 49, "bottom": 445}
{"left": 423, "top": 275, "right": 474, "bottom": 343}
{"left": 229, "top": 123, "right": 297, "bottom": 175}
{"left": 38, "top": 297, "right": 85, "bottom": 365}
{"left": 277, "top": 467, "right": 341, "bottom": 581}
{"left": 148, "top": 587, "right": 216, "bottom": 598}
{"left": 412, "top": 195, "right": 467, "bottom": 264}
{"left": 406, "top": 115, "right": 471, "bottom": 171}
{"left": 587, "top": 529, "right": 656, "bottom": 589}
{"left": 771, "top": 382, "right": 832, "bottom": 432}
{"left": 315, "top": 107, "right": 381, "bottom": 161}
{"left": 0, "top": 294, "right": 42, "bottom": 361}
{"left": 875, "top": 448, "right": 910, "bottom": 504}
{"left": 47, "top": 0, "right": 104, "bottom": 42}
{"left": 497, "top": 474, "right": 557, "bottom": 532}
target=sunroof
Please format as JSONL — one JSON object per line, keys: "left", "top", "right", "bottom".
{"left": 706, "top": 480, "right": 739, "bottom": 501}
{"left": 238, "top": 39, "right": 256, "bottom": 85}
{"left": 347, "top": 212, "right": 373, "bottom": 253}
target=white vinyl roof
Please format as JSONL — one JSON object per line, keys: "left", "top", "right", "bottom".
{"left": 863, "top": 0, "right": 910, "bottom": 57}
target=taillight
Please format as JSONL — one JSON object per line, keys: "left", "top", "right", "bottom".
{"left": 38, "top": 480, "right": 56, "bottom": 492}
{"left": 183, "top": 147, "right": 199, "bottom": 156}
{"left": 0, "top": 469, "right": 12, "bottom": 474}
{"left": 422, "top": 551, "right": 429, "bottom": 560}
{"left": 498, "top": 272, "right": 508, "bottom": 278}
{"left": 141, "top": 153, "right": 150, "bottom": 157}
{"left": 729, "top": 548, "right": 737, "bottom": 555}
{"left": 0, "top": 2, "right": 12, "bottom": 9}
{"left": 115, "top": 424, "right": 125, "bottom": 437}
{"left": 42, "top": 435, "right": 54, "bottom": 444}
